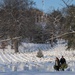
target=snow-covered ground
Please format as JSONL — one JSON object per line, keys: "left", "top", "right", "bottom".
{"left": 0, "top": 39, "right": 75, "bottom": 75}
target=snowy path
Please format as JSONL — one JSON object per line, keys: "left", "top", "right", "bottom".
{"left": 0, "top": 71, "right": 75, "bottom": 75}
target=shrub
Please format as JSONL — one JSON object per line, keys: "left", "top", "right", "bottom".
{"left": 36, "top": 49, "right": 43, "bottom": 58}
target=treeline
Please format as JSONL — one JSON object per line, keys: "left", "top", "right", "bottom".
{"left": 0, "top": 0, "right": 75, "bottom": 50}
{"left": 0, "top": 0, "right": 57, "bottom": 44}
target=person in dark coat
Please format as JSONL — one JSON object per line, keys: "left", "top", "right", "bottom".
{"left": 54, "top": 57, "right": 60, "bottom": 71}
{"left": 60, "top": 56, "right": 66, "bottom": 64}
{"left": 60, "top": 56, "right": 66, "bottom": 71}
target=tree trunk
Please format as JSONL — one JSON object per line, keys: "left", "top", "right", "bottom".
{"left": 11, "top": 40, "right": 14, "bottom": 49}
{"left": 13, "top": 39, "right": 19, "bottom": 53}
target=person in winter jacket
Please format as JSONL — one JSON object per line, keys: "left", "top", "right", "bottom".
{"left": 54, "top": 57, "right": 60, "bottom": 71}
{"left": 60, "top": 56, "right": 66, "bottom": 71}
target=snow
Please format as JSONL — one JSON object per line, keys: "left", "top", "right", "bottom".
{"left": 0, "top": 39, "right": 75, "bottom": 75}
{"left": 0, "top": 71, "right": 75, "bottom": 75}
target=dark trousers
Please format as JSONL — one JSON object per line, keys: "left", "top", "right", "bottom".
{"left": 55, "top": 66, "right": 59, "bottom": 71}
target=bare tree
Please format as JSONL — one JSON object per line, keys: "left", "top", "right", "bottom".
{"left": 0, "top": 0, "right": 35, "bottom": 52}
{"left": 61, "top": 0, "right": 75, "bottom": 49}
{"left": 45, "top": 10, "right": 65, "bottom": 46}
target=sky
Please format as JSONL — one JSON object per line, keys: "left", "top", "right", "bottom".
{"left": 0, "top": 0, "right": 75, "bottom": 13}
{"left": 33, "top": 0, "right": 75, "bottom": 13}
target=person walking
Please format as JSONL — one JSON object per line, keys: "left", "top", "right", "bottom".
{"left": 60, "top": 56, "right": 67, "bottom": 71}
{"left": 54, "top": 57, "right": 60, "bottom": 71}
